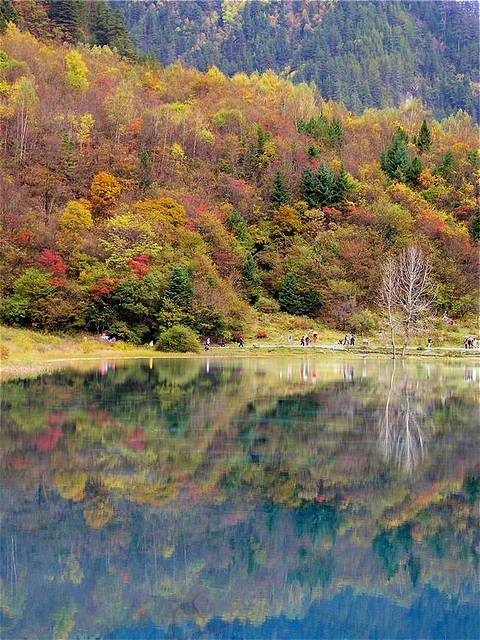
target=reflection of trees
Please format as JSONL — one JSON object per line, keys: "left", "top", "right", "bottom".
{"left": 378, "top": 363, "right": 429, "bottom": 473}
{"left": 1, "top": 359, "right": 479, "bottom": 637}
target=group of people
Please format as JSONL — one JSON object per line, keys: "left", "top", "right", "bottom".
{"left": 297, "top": 332, "right": 318, "bottom": 346}
{"left": 100, "top": 332, "right": 116, "bottom": 344}
{"left": 204, "top": 336, "right": 243, "bottom": 350}
{"left": 202, "top": 332, "right": 478, "bottom": 351}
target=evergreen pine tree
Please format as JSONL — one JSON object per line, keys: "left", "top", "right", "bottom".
{"left": 307, "top": 144, "right": 320, "bottom": 160}
{"left": 279, "top": 272, "right": 303, "bottom": 315}
{"left": 331, "top": 163, "right": 350, "bottom": 204}
{"left": 326, "top": 117, "right": 344, "bottom": 151}
{"left": 315, "top": 161, "right": 336, "bottom": 207}
{"left": 45, "top": 0, "right": 81, "bottom": 40}
{"left": 279, "top": 272, "right": 321, "bottom": 316}
{"left": 243, "top": 253, "right": 261, "bottom": 303}
{"left": 270, "top": 170, "right": 291, "bottom": 207}
{"left": 380, "top": 130, "right": 409, "bottom": 181}
{"left": 299, "top": 167, "right": 319, "bottom": 208}
{"left": 226, "top": 210, "right": 252, "bottom": 248}
{"left": 394, "top": 125, "right": 409, "bottom": 144}
{"left": 405, "top": 156, "right": 423, "bottom": 187}
{"left": 163, "top": 265, "right": 193, "bottom": 310}
{"left": 88, "top": 2, "right": 137, "bottom": 59}
{"left": 469, "top": 208, "right": 480, "bottom": 241}
{"left": 433, "top": 150, "right": 458, "bottom": 183}
{"left": 0, "top": 0, "right": 17, "bottom": 32}
{"left": 414, "top": 119, "right": 432, "bottom": 154}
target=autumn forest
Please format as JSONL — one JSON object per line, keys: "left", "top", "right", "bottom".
{"left": 0, "top": 2, "right": 479, "bottom": 346}
{"left": 1, "top": 4, "right": 479, "bottom": 638}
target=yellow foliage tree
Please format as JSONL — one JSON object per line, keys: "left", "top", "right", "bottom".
{"left": 64, "top": 50, "right": 89, "bottom": 92}
{"left": 90, "top": 171, "right": 122, "bottom": 216}
{"left": 100, "top": 213, "right": 161, "bottom": 267}
{"left": 104, "top": 80, "right": 134, "bottom": 144}
{"left": 272, "top": 205, "right": 302, "bottom": 236}
{"left": 132, "top": 197, "right": 187, "bottom": 227}
{"left": 170, "top": 141, "right": 187, "bottom": 167}
{"left": 59, "top": 199, "right": 93, "bottom": 232}
{"left": 70, "top": 113, "right": 94, "bottom": 149}
{"left": 9, "top": 76, "right": 39, "bottom": 162}
{"left": 56, "top": 199, "right": 93, "bottom": 260}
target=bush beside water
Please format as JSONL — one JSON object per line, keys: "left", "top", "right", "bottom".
{"left": 156, "top": 325, "right": 201, "bottom": 353}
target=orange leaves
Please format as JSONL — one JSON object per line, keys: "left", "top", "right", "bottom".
{"left": 90, "top": 171, "right": 122, "bottom": 216}
{"left": 128, "top": 117, "right": 142, "bottom": 136}
{"left": 415, "top": 209, "right": 445, "bottom": 240}
{"left": 143, "top": 70, "right": 164, "bottom": 93}
{"left": 15, "top": 229, "right": 33, "bottom": 244}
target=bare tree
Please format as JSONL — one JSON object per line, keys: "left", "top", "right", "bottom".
{"left": 379, "top": 255, "right": 401, "bottom": 358}
{"left": 379, "top": 246, "right": 434, "bottom": 358}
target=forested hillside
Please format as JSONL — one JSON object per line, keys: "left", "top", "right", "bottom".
{"left": 0, "top": 17, "right": 478, "bottom": 343}
{"left": 118, "top": 0, "right": 479, "bottom": 122}
{"left": 1, "top": 0, "right": 136, "bottom": 59}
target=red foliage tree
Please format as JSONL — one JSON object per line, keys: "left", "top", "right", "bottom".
{"left": 127, "top": 255, "right": 151, "bottom": 279}
{"left": 37, "top": 249, "right": 67, "bottom": 276}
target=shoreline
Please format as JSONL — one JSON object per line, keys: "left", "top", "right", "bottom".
{"left": 2, "top": 342, "right": 478, "bottom": 381}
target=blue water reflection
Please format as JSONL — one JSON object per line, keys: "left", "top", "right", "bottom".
{"left": 1, "top": 357, "right": 478, "bottom": 639}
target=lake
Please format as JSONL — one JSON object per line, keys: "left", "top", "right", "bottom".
{"left": 1, "top": 356, "right": 479, "bottom": 639}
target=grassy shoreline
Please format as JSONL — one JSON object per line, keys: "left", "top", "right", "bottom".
{"left": 1, "top": 325, "right": 478, "bottom": 381}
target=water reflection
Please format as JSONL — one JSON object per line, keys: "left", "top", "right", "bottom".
{"left": 0, "top": 357, "right": 479, "bottom": 639}
{"left": 378, "top": 363, "right": 429, "bottom": 473}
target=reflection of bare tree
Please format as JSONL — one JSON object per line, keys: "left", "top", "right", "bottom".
{"left": 378, "top": 363, "right": 428, "bottom": 473}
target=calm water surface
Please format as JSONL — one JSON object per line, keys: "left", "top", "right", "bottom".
{"left": 1, "top": 357, "right": 479, "bottom": 639}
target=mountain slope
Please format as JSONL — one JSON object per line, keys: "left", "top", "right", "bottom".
{"left": 0, "top": 17, "right": 478, "bottom": 343}
{"left": 2, "top": 0, "right": 137, "bottom": 59}
{"left": 117, "top": 0, "right": 479, "bottom": 121}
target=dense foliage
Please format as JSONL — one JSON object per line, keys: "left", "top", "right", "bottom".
{"left": 0, "top": 19, "right": 478, "bottom": 343}
{"left": 119, "top": 0, "right": 479, "bottom": 122}
{"left": 1, "top": 0, "right": 136, "bottom": 58}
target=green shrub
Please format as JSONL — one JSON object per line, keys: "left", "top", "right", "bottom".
{"left": 0, "top": 295, "right": 30, "bottom": 326}
{"left": 156, "top": 325, "right": 201, "bottom": 353}
{"left": 348, "top": 309, "right": 377, "bottom": 334}
{"left": 108, "top": 321, "right": 149, "bottom": 345}
{"left": 255, "top": 296, "right": 280, "bottom": 314}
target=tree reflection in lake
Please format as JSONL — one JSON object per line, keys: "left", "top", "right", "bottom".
{"left": 0, "top": 357, "right": 478, "bottom": 639}
{"left": 378, "top": 362, "right": 429, "bottom": 473}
